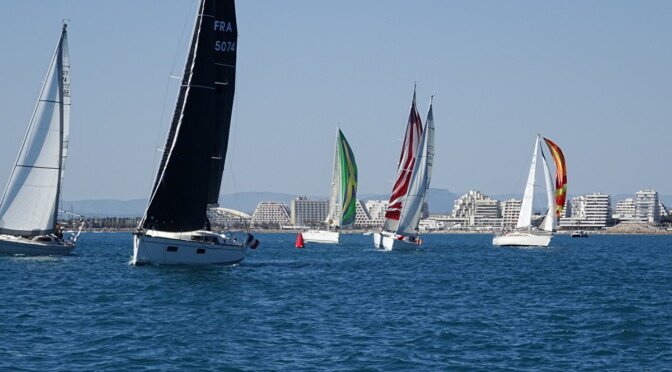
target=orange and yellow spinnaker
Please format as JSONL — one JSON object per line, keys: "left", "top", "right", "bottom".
{"left": 543, "top": 137, "right": 567, "bottom": 216}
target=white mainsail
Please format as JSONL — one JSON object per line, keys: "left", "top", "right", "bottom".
{"left": 514, "top": 134, "right": 557, "bottom": 232}
{"left": 0, "top": 26, "right": 70, "bottom": 236}
{"left": 516, "top": 136, "right": 539, "bottom": 229}
{"left": 396, "top": 100, "right": 435, "bottom": 236}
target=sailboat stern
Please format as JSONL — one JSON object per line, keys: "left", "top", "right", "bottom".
{"left": 132, "top": 230, "right": 246, "bottom": 265}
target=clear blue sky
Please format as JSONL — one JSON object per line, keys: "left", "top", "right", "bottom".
{"left": 1, "top": 1, "right": 670, "bottom": 202}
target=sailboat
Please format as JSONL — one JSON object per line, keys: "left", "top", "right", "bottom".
{"left": 374, "top": 88, "right": 435, "bottom": 251}
{"left": 0, "top": 24, "right": 79, "bottom": 256}
{"left": 302, "top": 128, "right": 358, "bottom": 244}
{"left": 492, "top": 134, "right": 567, "bottom": 247}
{"left": 132, "top": 0, "right": 258, "bottom": 265}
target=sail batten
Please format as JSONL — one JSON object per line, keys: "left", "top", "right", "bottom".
{"left": 141, "top": 0, "right": 237, "bottom": 232}
{"left": 0, "top": 26, "right": 69, "bottom": 236}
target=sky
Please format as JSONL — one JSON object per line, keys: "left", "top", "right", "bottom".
{"left": 0, "top": 1, "right": 670, "bottom": 202}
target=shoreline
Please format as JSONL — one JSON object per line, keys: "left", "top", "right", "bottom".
{"left": 79, "top": 228, "right": 672, "bottom": 235}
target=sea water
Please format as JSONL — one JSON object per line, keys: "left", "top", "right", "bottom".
{"left": 0, "top": 232, "right": 670, "bottom": 371}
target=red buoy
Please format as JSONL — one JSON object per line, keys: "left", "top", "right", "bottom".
{"left": 295, "top": 232, "right": 305, "bottom": 248}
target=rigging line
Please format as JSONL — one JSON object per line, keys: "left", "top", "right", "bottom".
{"left": 147, "top": 0, "right": 199, "bottom": 194}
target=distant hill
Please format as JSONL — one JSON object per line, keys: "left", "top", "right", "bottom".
{"left": 61, "top": 190, "right": 672, "bottom": 217}
{"left": 60, "top": 199, "right": 147, "bottom": 218}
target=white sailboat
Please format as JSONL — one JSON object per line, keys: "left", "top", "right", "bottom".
{"left": 303, "top": 128, "right": 358, "bottom": 244}
{"left": 0, "top": 24, "right": 79, "bottom": 256}
{"left": 374, "top": 89, "right": 435, "bottom": 251}
{"left": 492, "top": 134, "right": 565, "bottom": 247}
{"left": 132, "top": 0, "right": 259, "bottom": 265}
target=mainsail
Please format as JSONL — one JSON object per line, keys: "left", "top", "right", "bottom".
{"left": 382, "top": 88, "right": 423, "bottom": 233}
{"left": 142, "top": 0, "right": 237, "bottom": 232}
{"left": 516, "top": 136, "right": 539, "bottom": 229}
{"left": 0, "top": 25, "right": 70, "bottom": 236}
{"left": 396, "top": 99, "right": 435, "bottom": 236}
{"left": 326, "top": 129, "right": 358, "bottom": 229}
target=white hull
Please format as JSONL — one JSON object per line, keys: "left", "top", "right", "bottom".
{"left": 302, "top": 230, "right": 340, "bottom": 244}
{"left": 373, "top": 231, "right": 422, "bottom": 251}
{"left": 0, "top": 235, "right": 74, "bottom": 256}
{"left": 132, "top": 230, "right": 255, "bottom": 265}
{"left": 492, "top": 231, "right": 552, "bottom": 247}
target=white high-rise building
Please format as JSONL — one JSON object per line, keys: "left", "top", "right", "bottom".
{"left": 613, "top": 198, "right": 639, "bottom": 223}
{"left": 354, "top": 200, "right": 376, "bottom": 228}
{"left": 635, "top": 190, "right": 660, "bottom": 224}
{"left": 207, "top": 207, "right": 251, "bottom": 229}
{"left": 251, "top": 202, "right": 291, "bottom": 228}
{"left": 584, "top": 193, "right": 611, "bottom": 227}
{"left": 290, "top": 197, "right": 329, "bottom": 226}
{"left": 615, "top": 198, "right": 636, "bottom": 219}
{"left": 501, "top": 198, "right": 521, "bottom": 228}
{"left": 365, "top": 200, "right": 389, "bottom": 227}
{"left": 451, "top": 190, "right": 502, "bottom": 227}
{"left": 559, "top": 193, "right": 611, "bottom": 229}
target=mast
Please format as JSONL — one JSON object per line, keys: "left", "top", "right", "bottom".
{"left": 382, "top": 86, "right": 423, "bottom": 233}
{"left": 55, "top": 24, "right": 71, "bottom": 230}
{"left": 141, "top": 0, "right": 237, "bottom": 232}
{"left": 0, "top": 25, "right": 69, "bottom": 236}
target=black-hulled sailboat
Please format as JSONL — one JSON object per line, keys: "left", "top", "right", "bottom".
{"left": 132, "top": 0, "right": 258, "bottom": 265}
{"left": 0, "top": 24, "right": 80, "bottom": 255}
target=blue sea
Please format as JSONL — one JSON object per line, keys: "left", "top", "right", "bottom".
{"left": 1, "top": 233, "right": 670, "bottom": 371}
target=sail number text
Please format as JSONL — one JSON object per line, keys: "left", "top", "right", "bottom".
{"left": 214, "top": 20, "right": 235, "bottom": 52}
{"left": 215, "top": 40, "right": 235, "bottom": 52}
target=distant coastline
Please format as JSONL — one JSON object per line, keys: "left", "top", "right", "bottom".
{"left": 81, "top": 225, "right": 672, "bottom": 236}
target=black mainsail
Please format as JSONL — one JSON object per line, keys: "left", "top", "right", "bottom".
{"left": 142, "top": 0, "right": 237, "bottom": 232}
